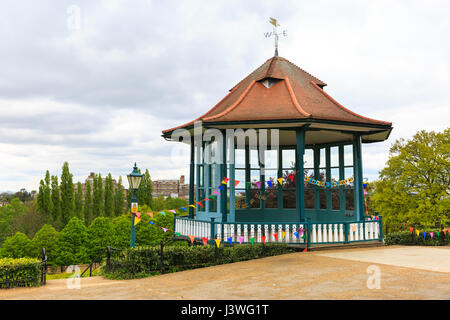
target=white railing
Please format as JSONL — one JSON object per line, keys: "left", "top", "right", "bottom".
{"left": 174, "top": 217, "right": 382, "bottom": 246}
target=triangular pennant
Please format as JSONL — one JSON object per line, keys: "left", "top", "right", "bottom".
{"left": 234, "top": 180, "right": 240, "bottom": 187}
{"left": 430, "top": 232, "right": 434, "bottom": 239}
{"left": 175, "top": 232, "right": 180, "bottom": 236}
{"left": 301, "top": 234, "right": 307, "bottom": 240}
{"left": 256, "top": 181, "right": 262, "bottom": 189}
{"left": 288, "top": 174, "right": 294, "bottom": 182}
{"left": 213, "top": 190, "right": 220, "bottom": 195}
{"left": 202, "top": 237, "right": 208, "bottom": 246}
{"left": 148, "top": 221, "right": 155, "bottom": 225}
{"left": 189, "top": 205, "right": 196, "bottom": 208}
{"left": 218, "top": 186, "right": 224, "bottom": 191}
{"left": 146, "top": 212, "right": 154, "bottom": 218}
{"left": 303, "top": 247, "right": 308, "bottom": 253}
{"left": 227, "top": 237, "right": 233, "bottom": 246}
{"left": 135, "top": 212, "right": 141, "bottom": 219}
{"left": 197, "top": 202, "right": 204, "bottom": 208}
{"left": 224, "top": 178, "right": 230, "bottom": 183}
{"left": 250, "top": 238, "right": 255, "bottom": 246}
{"left": 246, "top": 182, "right": 251, "bottom": 189}
{"left": 437, "top": 231, "right": 440, "bottom": 237}
{"left": 162, "top": 227, "right": 168, "bottom": 233}
{"left": 239, "top": 236, "right": 243, "bottom": 244}
{"left": 416, "top": 230, "right": 420, "bottom": 236}
{"left": 422, "top": 232, "right": 426, "bottom": 239}
{"left": 294, "top": 231, "right": 299, "bottom": 239}
{"left": 159, "top": 211, "right": 166, "bottom": 216}
{"left": 261, "top": 236, "right": 266, "bottom": 244}
{"left": 169, "top": 210, "right": 176, "bottom": 214}
{"left": 409, "top": 226, "right": 413, "bottom": 233}
{"left": 215, "top": 239, "right": 221, "bottom": 248}
{"left": 282, "top": 231, "right": 286, "bottom": 239}
{"left": 188, "top": 235, "right": 195, "bottom": 243}
{"left": 273, "top": 233, "right": 278, "bottom": 241}
{"left": 267, "top": 181, "right": 273, "bottom": 188}
{"left": 277, "top": 178, "right": 283, "bottom": 185}
{"left": 134, "top": 217, "right": 141, "bottom": 226}
{"left": 180, "top": 207, "right": 187, "bottom": 211}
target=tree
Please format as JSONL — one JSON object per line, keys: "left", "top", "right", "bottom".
{"left": 54, "top": 217, "right": 89, "bottom": 266}
{"left": 31, "top": 224, "right": 59, "bottom": 264}
{"left": 111, "top": 215, "right": 131, "bottom": 249}
{"left": 37, "top": 171, "right": 53, "bottom": 223}
{"left": 104, "top": 174, "right": 115, "bottom": 217}
{"left": 114, "top": 176, "right": 125, "bottom": 217}
{"left": 84, "top": 180, "right": 93, "bottom": 225}
{"left": 372, "top": 128, "right": 450, "bottom": 227}
{"left": 0, "top": 232, "right": 33, "bottom": 258}
{"left": 60, "top": 162, "right": 75, "bottom": 225}
{"left": 86, "top": 217, "right": 114, "bottom": 261}
{"left": 74, "top": 182, "right": 83, "bottom": 220}
{"left": 0, "top": 198, "right": 30, "bottom": 245}
{"left": 93, "top": 174, "right": 104, "bottom": 218}
{"left": 51, "top": 175, "right": 62, "bottom": 228}
{"left": 137, "top": 169, "right": 153, "bottom": 208}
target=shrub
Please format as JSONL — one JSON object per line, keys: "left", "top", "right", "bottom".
{"left": 384, "top": 231, "right": 450, "bottom": 246}
{"left": 30, "top": 224, "right": 59, "bottom": 265}
{"left": 104, "top": 243, "right": 293, "bottom": 279}
{"left": 54, "top": 217, "right": 89, "bottom": 266}
{"left": 0, "top": 257, "right": 42, "bottom": 289}
{"left": 0, "top": 232, "right": 33, "bottom": 258}
{"left": 87, "top": 217, "right": 114, "bottom": 261}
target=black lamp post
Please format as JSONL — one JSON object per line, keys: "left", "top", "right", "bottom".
{"left": 127, "top": 163, "right": 143, "bottom": 248}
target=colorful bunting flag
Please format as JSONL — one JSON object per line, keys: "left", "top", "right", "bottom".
{"left": 215, "top": 239, "right": 221, "bottom": 248}
{"left": 273, "top": 233, "right": 278, "bottom": 241}
{"left": 189, "top": 205, "right": 196, "bottom": 208}
{"left": 288, "top": 174, "right": 294, "bottom": 182}
{"left": 416, "top": 230, "right": 420, "bottom": 236}
{"left": 213, "top": 190, "right": 220, "bottom": 195}
{"left": 234, "top": 180, "right": 240, "bottom": 187}
{"left": 148, "top": 221, "right": 155, "bottom": 225}
{"left": 180, "top": 207, "right": 187, "bottom": 211}
{"left": 250, "top": 238, "right": 255, "bottom": 246}
{"left": 162, "top": 227, "right": 168, "bottom": 233}
{"left": 282, "top": 231, "right": 286, "bottom": 239}
{"left": 430, "top": 232, "right": 434, "bottom": 239}
{"left": 294, "top": 231, "right": 299, "bottom": 239}
{"left": 267, "top": 181, "right": 273, "bottom": 188}
{"left": 188, "top": 235, "right": 195, "bottom": 243}
{"left": 202, "top": 237, "right": 208, "bottom": 246}
{"left": 303, "top": 247, "right": 308, "bottom": 253}
{"left": 422, "top": 232, "right": 426, "bottom": 239}
{"left": 134, "top": 217, "right": 141, "bottom": 226}
{"left": 277, "top": 178, "right": 283, "bottom": 185}
{"left": 218, "top": 186, "right": 224, "bottom": 191}
{"left": 409, "top": 226, "right": 413, "bottom": 233}
{"left": 169, "top": 210, "right": 176, "bottom": 214}
{"left": 146, "top": 212, "right": 154, "bottom": 218}
{"left": 227, "top": 237, "right": 233, "bottom": 246}
{"left": 197, "top": 202, "right": 204, "bottom": 208}
{"left": 135, "top": 212, "right": 141, "bottom": 219}
{"left": 175, "top": 232, "right": 180, "bottom": 236}
{"left": 159, "top": 211, "right": 166, "bottom": 216}
{"left": 256, "top": 181, "right": 262, "bottom": 189}
{"left": 261, "top": 236, "right": 266, "bottom": 244}
{"left": 239, "top": 236, "right": 243, "bottom": 244}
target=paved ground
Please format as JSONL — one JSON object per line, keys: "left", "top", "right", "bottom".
{"left": 1, "top": 246, "right": 449, "bottom": 300}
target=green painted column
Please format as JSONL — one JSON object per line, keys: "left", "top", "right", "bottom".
{"left": 189, "top": 135, "right": 195, "bottom": 219}
{"left": 325, "top": 147, "right": 332, "bottom": 212}
{"left": 221, "top": 131, "right": 228, "bottom": 222}
{"left": 296, "top": 128, "right": 306, "bottom": 222}
{"left": 339, "top": 145, "right": 346, "bottom": 213}
{"left": 353, "top": 134, "right": 364, "bottom": 221}
{"left": 313, "top": 147, "right": 320, "bottom": 211}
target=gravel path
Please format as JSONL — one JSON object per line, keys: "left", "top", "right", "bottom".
{"left": 1, "top": 246, "right": 449, "bottom": 300}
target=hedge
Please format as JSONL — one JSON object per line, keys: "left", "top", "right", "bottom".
{"left": 104, "top": 243, "right": 293, "bottom": 279}
{"left": 0, "top": 257, "right": 42, "bottom": 289}
{"left": 384, "top": 231, "right": 450, "bottom": 246}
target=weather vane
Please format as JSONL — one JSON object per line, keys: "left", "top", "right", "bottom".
{"left": 264, "top": 17, "right": 287, "bottom": 56}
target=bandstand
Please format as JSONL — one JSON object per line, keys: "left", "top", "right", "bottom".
{"left": 162, "top": 55, "right": 392, "bottom": 247}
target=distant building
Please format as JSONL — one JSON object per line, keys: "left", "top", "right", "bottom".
{"left": 152, "top": 175, "right": 195, "bottom": 199}
{"left": 80, "top": 172, "right": 119, "bottom": 195}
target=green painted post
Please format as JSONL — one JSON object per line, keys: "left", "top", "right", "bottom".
{"left": 378, "top": 216, "right": 383, "bottom": 243}
{"left": 130, "top": 192, "right": 137, "bottom": 248}
{"left": 210, "top": 217, "right": 216, "bottom": 246}
{"left": 189, "top": 136, "right": 195, "bottom": 219}
{"left": 221, "top": 131, "right": 228, "bottom": 222}
{"left": 344, "top": 222, "right": 349, "bottom": 244}
{"left": 313, "top": 147, "right": 320, "bottom": 211}
{"left": 339, "top": 145, "right": 346, "bottom": 214}
{"left": 353, "top": 134, "right": 364, "bottom": 221}
{"left": 325, "top": 147, "right": 332, "bottom": 212}
{"left": 296, "top": 128, "right": 306, "bottom": 222}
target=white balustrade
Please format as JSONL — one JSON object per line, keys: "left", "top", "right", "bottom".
{"left": 317, "top": 224, "right": 322, "bottom": 243}
{"left": 257, "top": 225, "right": 262, "bottom": 242}
{"left": 216, "top": 223, "right": 221, "bottom": 240}
{"left": 278, "top": 225, "right": 283, "bottom": 243}
{"left": 285, "top": 225, "right": 290, "bottom": 243}
{"left": 359, "top": 223, "right": 364, "bottom": 240}
{"left": 323, "top": 224, "right": 328, "bottom": 243}
{"left": 237, "top": 224, "right": 241, "bottom": 242}
{"left": 333, "top": 224, "right": 338, "bottom": 242}
{"left": 244, "top": 224, "right": 249, "bottom": 242}
{"left": 292, "top": 225, "right": 297, "bottom": 243}
{"left": 312, "top": 224, "right": 317, "bottom": 243}
{"left": 264, "top": 225, "right": 269, "bottom": 242}
{"left": 250, "top": 225, "right": 255, "bottom": 241}
{"left": 230, "top": 224, "right": 235, "bottom": 241}
{"left": 271, "top": 225, "right": 276, "bottom": 242}
{"left": 339, "top": 224, "right": 344, "bottom": 242}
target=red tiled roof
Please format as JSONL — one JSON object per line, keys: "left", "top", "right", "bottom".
{"left": 163, "top": 56, "right": 392, "bottom": 134}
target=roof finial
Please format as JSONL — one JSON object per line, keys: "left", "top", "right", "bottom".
{"left": 265, "top": 17, "right": 287, "bottom": 57}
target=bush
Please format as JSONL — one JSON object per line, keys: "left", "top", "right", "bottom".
{"left": 54, "top": 217, "right": 89, "bottom": 266}
{"left": 384, "top": 231, "right": 450, "bottom": 246}
{"left": 30, "top": 224, "right": 59, "bottom": 265}
{"left": 0, "top": 232, "right": 34, "bottom": 258}
{"left": 0, "top": 257, "right": 42, "bottom": 289}
{"left": 104, "top": 243, "right": 293, "bottom": 279}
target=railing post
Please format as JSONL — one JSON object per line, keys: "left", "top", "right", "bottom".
{"left": 344, "top": 223, "right": 349, "bottom": 244}
{"left": 363, "top": 220, "right": 366, "bottom": 241}
{"left": 106, "top": 246, "right": 111, "bottom": 273}
{"left": 306, "top": 219, "right": 311, "bottom": 250}
{"left": 160, "top": 241, "right": 164, "bottom": 274}
{"left": 379, "top": 216, "right": 383, "bottom": 243}
{"left": 210, "top": 218, "right": 215, "bottom": 246}
{"left": 173, "top": 213, "right": 177, "bottom": 235}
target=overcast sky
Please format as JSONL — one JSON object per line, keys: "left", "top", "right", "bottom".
{"left": 0, "top": 0, "right": 449, "bottom": 192}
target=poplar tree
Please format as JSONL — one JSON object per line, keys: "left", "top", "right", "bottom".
{"left": 114, "top": 176, "right": 125, "bottom": 216}
{"left": 60, "top": 162, "right": 75, "bottom": 226}
{"left": 93, "top": 173, "right": 104, "bottom": 217}
{"left": 75, "top": 182, "right": 83, "bottom": 220}
{"left": 138, "top": 169, "right": 153, "bottom": 208}
{"left": 51, "top": 175, "right": 62, "bottom": 228}
{"left": 104, "top": 173, "right": 115, "bottom": 217}
{"left": 37, "top": 171, "right": 53, "bottom": 223}
{"left": 84, "top": 180, "right": 93, "bottom": 225}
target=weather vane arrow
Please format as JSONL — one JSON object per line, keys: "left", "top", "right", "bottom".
{"left": 264, "top": 17, "right": 287, "bottom": 56}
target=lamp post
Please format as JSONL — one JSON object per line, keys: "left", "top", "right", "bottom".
{"left": 127, "top": 163, "right": 143, "bottom": 248}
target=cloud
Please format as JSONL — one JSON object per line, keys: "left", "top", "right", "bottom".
{"left": 0, "top": 0, "right": 449, "bottom": 191}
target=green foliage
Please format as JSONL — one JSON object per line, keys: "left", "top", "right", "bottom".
{"left": 0, "top": 232, "right": 33, "bottom": 258}
{"left": 50, "top": 175, "right": 62, "bottom": 229}
{"left": 114, "top": 176, "right": 125, "bottom": 217}
{"left": 30, "top": 224, "right": 59, "bottom": 265}
{"left": 84, "top": 180, "right": 93, "bottom": 226}
{"left": 0, "top": 257, "right": 42, "bottom": 289}
{"left": 111, "top": 215, "right": 131, "bottom": 249}
{"left": 104, "top": 174, "right": 115, "bottom": 217}
{"left": 104, "top": 243, "right": 292, "bottom": 279}
{"left": 135, "top": 205, "right": 174, "bottom": 246}
{"left": 93, "top": 173, "right": 104, "bottom": 218}
{"left": 60, "top": 162, "right": 75, "bottom": 226}
{"left": 74, "top": 182, "right": 83, "bottom": 220}
{"left": 0, "top": 198, "right": 29, "bottom": 245}
{"left": 372, "top": 128, "right": 450, "bottom": 226}
{"left": 137, "top": 169, "right": 153, "bottom": 208}
{"left": 36, "top": 171, "right": 53, "bottom": 223}
{"left": 385, "top": 230, "right": 450, "bottom": 246}
{"left": 55, "top": 217, "right": 89, "bottom": 266}
{"left": 86, "top": 217, "right": 114, "bottom": 261}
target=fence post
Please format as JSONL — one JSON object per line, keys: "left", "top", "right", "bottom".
{"left": 106, "top": 246, "right": 111, "bottom": 273}
{"left": 379, "top": 216, "right": 383, "bottom": 243}
{"left": 344, "top": 223, "right": 349, "bottom": 244}
{"left": 160, "top": 241, "right": 164, "bottom": 274}
{"left": 41, "top": 248, "right": 47, "bottom": 285}
{"left": 306, "top": 219, "right": 311, "bottom": 250}
{"left": 210, "top": 218, "right": 215, "bottom": 246}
